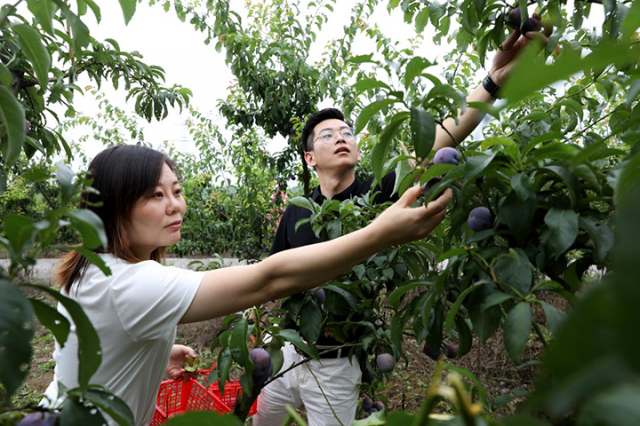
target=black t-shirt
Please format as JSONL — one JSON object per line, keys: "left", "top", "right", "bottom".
{"left": 269, "top": 171, "right": 399, "bottom": 255}
{"left": 269, "top": 171, "right": 399, "bottom": 346}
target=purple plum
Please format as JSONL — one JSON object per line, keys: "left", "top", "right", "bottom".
{"left": 422, "top": 343, "right": 444, "bottom": 360}
{"left": 375, "top": 401, "right": 384, "bottom": 411}
{"left": 18, "top": 412, "right": 57, "bottom": 426}
{"left": 313, "top": 288, "right": 325, "bottom": 304}
{"left": 362, "top": 397, "right": 373, "bottom": 411}
{"left": 422, "top": 177, "right": 444, "bottom": 201}
{"left": 250, "top": 348, "right": 272, "bottom": 386}
{"left": 433, "top": 147, "right": 460, "bottom": 166}
{"left": 376, "top": 353, "right": 395, "bottom": 372}
{"left": 507, "top": 8, "right": 541, "bottom": 34}
{"left": 467, "top": 207, "right": 493, "bottom": 232}
{"left": 445, "top": 343, "right": 459, "bottom": 359}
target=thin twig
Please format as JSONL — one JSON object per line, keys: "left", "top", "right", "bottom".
{"left": 305, "top": 362, "right": 346, "bottom": 426}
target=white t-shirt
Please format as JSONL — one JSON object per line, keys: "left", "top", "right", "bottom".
{"left": 42, "top": 254, "right": 204, "bottom": 426}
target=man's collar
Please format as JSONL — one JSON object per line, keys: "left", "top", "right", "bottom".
{"left": 311, "top": 177, "right": 363, "bottom": 203}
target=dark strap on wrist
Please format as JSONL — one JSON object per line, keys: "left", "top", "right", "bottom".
{"left": 482, "top": 74, "right": 501, "bottom": 98}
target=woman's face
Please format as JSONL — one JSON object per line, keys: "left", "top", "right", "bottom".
{"left": 128, "top": 163, "right": 186, "bottom": 259}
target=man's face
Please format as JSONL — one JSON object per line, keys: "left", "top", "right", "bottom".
{"left": 304, "top": 119, "right": 361, "bottom": 173}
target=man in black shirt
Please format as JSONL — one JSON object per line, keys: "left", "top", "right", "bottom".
{"left": 255, "top": 24, "right": 552, "bottom": 426}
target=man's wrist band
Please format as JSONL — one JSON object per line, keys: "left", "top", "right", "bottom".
{"left": 482, "top": 74, "right": 501, "bottom": 98}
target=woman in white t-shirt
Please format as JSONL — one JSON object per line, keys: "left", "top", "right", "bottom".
{"left": 44, "top": 144, "right": 452, "bottom": 426}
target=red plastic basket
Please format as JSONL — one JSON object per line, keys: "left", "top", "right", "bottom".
{"left": 150, "top": 365, "right": 258, "bottom": 425}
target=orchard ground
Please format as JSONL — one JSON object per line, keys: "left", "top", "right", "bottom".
{"left": 12, "top": 265, "right": 596, "bottom": 424}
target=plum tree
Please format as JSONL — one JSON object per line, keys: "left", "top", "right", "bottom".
{"left": 250, "top": 348, "right": 272, "bottom": 386}
{"left": 376, "top": 353, "right": 395, "bottom": 372}
{"left": 17, "top": 412, "right": 57, "bottom": 426}
{"left": 467, "top": 207, "right": 493, "bottom": 232}
{"left": 433, "top": 147, "right": 460, "bottom": 165}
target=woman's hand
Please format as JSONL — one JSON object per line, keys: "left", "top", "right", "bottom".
{"left": 490, "top": 14, "right": 553, "bottom": 86}
{"left": 166, "top": 344, "right": 198, "bottom": 382}
{"left": 372, "top": 184, "right": 452, "bottom": 247}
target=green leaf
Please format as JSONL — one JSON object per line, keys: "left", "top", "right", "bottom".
{"left": 544, "top": 209, "right": 579, "bottom": 259}
{"left": 579, "top": 217, "right": 614, "bottom": 262}
{"left": 67, "top": 246, "right": 112, "bottom": 276}
{"left": 409, "top": 107, "right": 435, "bottom": 161}
{"left": 615, "top": 153, "right": 640, "bottom": 208}
{"left": 30, "top": 298, "right": 71, "bottom": 348}
{"left": 163, "top": 411, "right": 244, "bottom": 426}
{"left": 13, "top": 24, "right": 51, "bottom": 90}
{"left": 481, "top": 292, "right": 514, "bottom": 311}
{"left": 76, "top": 387, "right": 135, "bottom": 426}
{"left": 229, "top": 317, "right": 249, "bottom": 367}
{"left": 502, "top": 42, "right": 640, "bottom": 105}
{"left": 621, "top": 0, "right": 640, "bottom": 40}
{"left": 503, "top": 302, "right": 532, "bottom": 362}
{"left": 56, "top": 162, "right": 75, "bottom": 201}
{"left": 371, "top": 113, "right": 407, "bottom": 183}
{"left": 0, "top": 280, "right": 34, "bottom": 399}
{"left": 0, "top": 85, "right": 26, "bottom": 165}
{"left": 0, "top": 62, "right": 11, "bottom": 85}
{"left": 543, "top": 166, "right": 580, "bottom": 208}
{"left": 404, "top": 57, "right": 431, "bottom": 88}
{"left": 118, "top": 0, "right": 136, "bottom": 24}
{"left": 355, "top": 99, "right": 395, "bottom": 134}
{"left": 576, "top": 383, "right": 640, "bottom": 426}
{"left": 352, "top": 78, "right": 390, "bottom": 93}
{"left": 454, "top": 314, "right": 472, "bottom": 358}
{"left": 276, "top": 329, "right": 318, "bottom": 359}
{"left": 26, "top": 0, "right": 57, "bottom": 34}
{"left": 464, "top": 151, "right": 497, "bottom": 181}
{"left": 323, "top": 284, "right": 359, "bottom": 311}
{"left": 288, "top": 196, "right": 316, "bottom": 213}
{"left": 444, "top": 280, "right": 492, "bottom": 336}
{"left": 299, "top": 299, "right": 322, "bottom": 344}
{"left": 23, "top": 285, "right": 101, "bottom": 390}
{"left": 81, "top": 0, "right": 101, "bottom": 23}
{"left": 3, "top": 214, "right": 36, "bottom": 258}
{"left": 539, "top": 301, "right": 565, "bottom": 335}
{"left": 414, "top": 8, "right": 429, "bottom": 33}
{"left": 494, "top": 249, "right": 533, "bottom": 296}
{"left": 60, "top": 396, "right": 108, "bottom": 426}
{"left": 69, "top": 209, "right": 107, "bottom": 250}
{"left": 387, "top": 281, "right": 433, "bottom": 309}
{"left": 63, "top": 9, "right": 90, "bottom": 60}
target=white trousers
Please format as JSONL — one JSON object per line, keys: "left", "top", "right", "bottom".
{"left": 253, "top": 342, "right": 362, "bottom": 426}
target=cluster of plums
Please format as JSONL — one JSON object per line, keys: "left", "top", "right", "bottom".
{"left": 250, "top": 348, "right": 272, "bottom": 386}
{"left": 362, "top": 397, "right": 385, "bottom": 416}
{"left": 422, "top": 147, "right": 494, "bottom": 232}
{"left": 422, "top": 342, "right": 459, "bottom": 360}
{"left": 507, "top": 8, "right": 542, "bottom": 34}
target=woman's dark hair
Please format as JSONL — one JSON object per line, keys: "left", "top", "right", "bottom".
{"left": 57, "top": 145, "right": 178, "bottom": 293}
{"left": 301, "top": 108, "right": 353, "bottom": 152}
